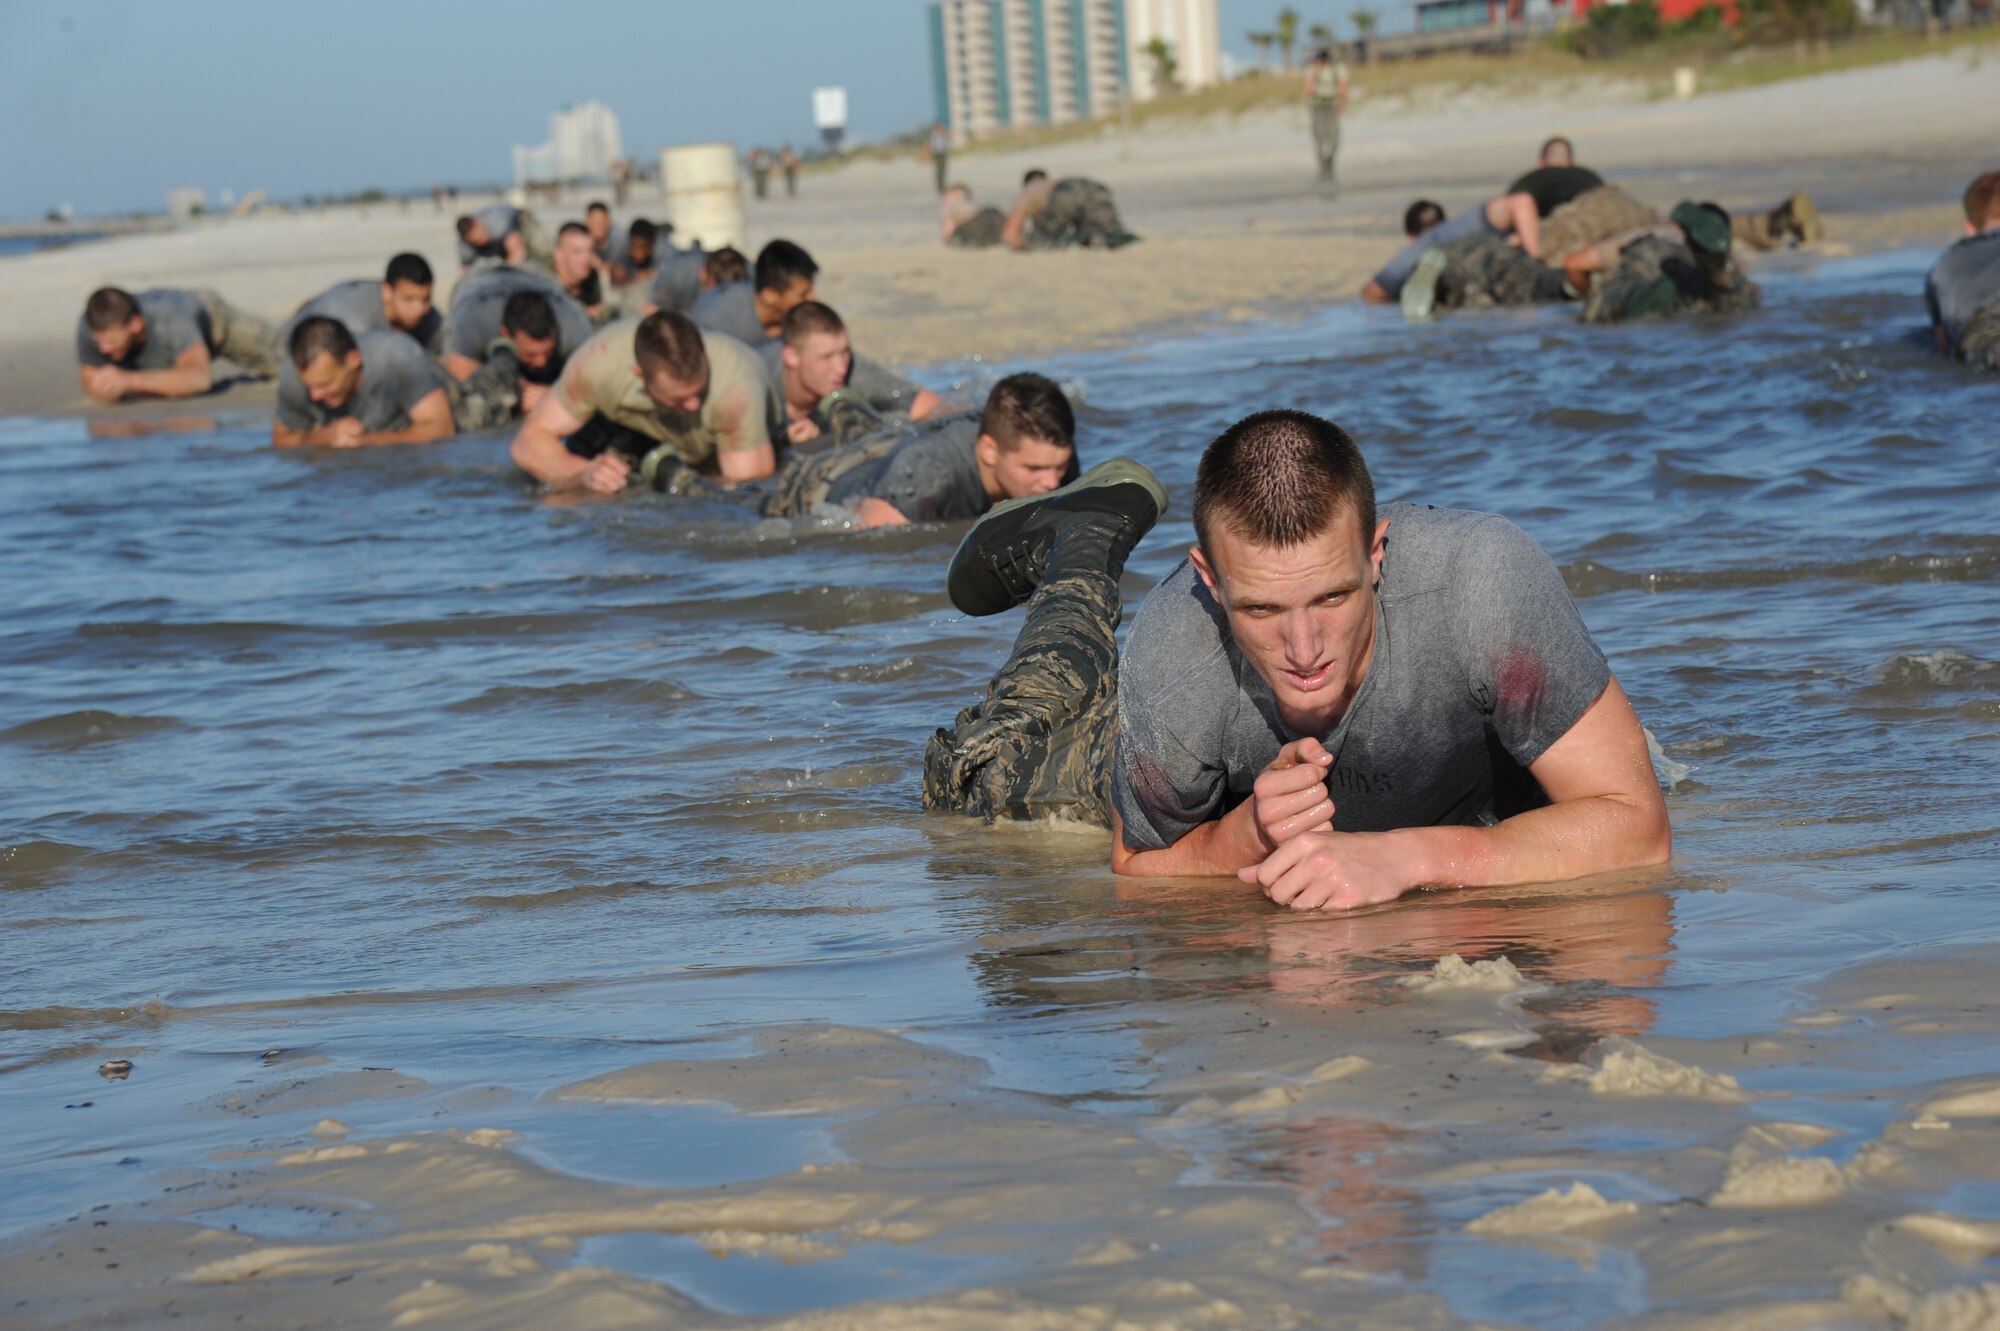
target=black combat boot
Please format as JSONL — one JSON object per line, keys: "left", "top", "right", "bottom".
{"left": 945, "top": 459, "right": 1167, "bottom": 617}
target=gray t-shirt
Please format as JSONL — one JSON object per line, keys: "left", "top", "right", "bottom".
{"left": 1113, "top": 503, "right": 1611, "bottom": 851}
{"left": 446, "top": 266, "right": 594, "bottom": 380}
{"left": 823, "top": 413, "right": 989, "bottom": 521}
{"left": 457, "top": 203, "right": 522, "bottom": 265}
{"left": 75, "top": 288, "right": 213, "bottom": 369}
{"left": 692, "top": 281, "right": 771, "bottom": 348}
{"left": 275, "top": 329, "right": 447, "bottom": 433}
{"left": 284, "top": 279, "right": 446, "bottom": 357}
{"left": 1371, "top": 208, "right": 1503, "bottom": 297}
{"left": 1924, "top": 228, "right": 2000, "bottom": 352}
{"left": 757, "top": 341, "right": 926, "bottom": 430}
{"left": 648, "top": 247, "right": 707, "bottom": 313}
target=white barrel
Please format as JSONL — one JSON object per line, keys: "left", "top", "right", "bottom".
{"left": 659, "top": 142, "right": 744, "bottom": 251}
{"left": 1672, "top": 65, "right": 1698, "bottom": 100}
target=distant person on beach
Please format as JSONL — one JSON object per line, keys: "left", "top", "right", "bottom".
{"left": 749, "top": 148, "right": 772, "bottom": 200}
{"left": 781, "top": 145, "right": 800, "bottom": 198}
{"left": 765, "top": 372, "right": 1076, "bottom": 526}
{"left": 76, "top": 286, "right": 275, "bottom": 403}
{"left": 921, "top": 410, "right": 1672, "bottom": 910}
{"left": 536, "top": 222, "right": 610, "bottom": 323}
{"left": 610, "top": 218, "right": 661, "bottom": 289}
{"left": 280, "top": 254, "right": 444, "bottom": 358}
{"left": 759, "top": 301, "right": 943, "bottom": 452}
{"left": 507, "top": 310, "right": 776, "bottom": 493}
{"left": 928, "top": 124, "right": 953, "bottom": 195}
{"left": 941, "top": 184, "right": 1007, "bottom": 248}
{"left": 692, "top": 239, "right": 818, "bottom": 349}
{"left": 1002, "top": 170, "right": 1139, "bottom": 251}
{"left": 272, "top": 317, "right": 454, "bottom": 448}
{"left": 456, "top": 203, "right": 546, "bottom": 270}
{"left": 584, "top": 201, "right": 617, "bottom": 268}
{"left": 1360, "top": 193, "right": 1547, "bottom": 305}
{"left": 440, "top": 267, "right": 595, "bottom": 426}
{"left": 1924, "top": 169, "right": 2000, "bottom": 369}
{"left": 1304, "top": 47, "right": 1350, "bottom": 185}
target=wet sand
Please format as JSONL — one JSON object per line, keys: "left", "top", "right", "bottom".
{"left": 1, "top": 51, "right": 1990, "bottom": 419}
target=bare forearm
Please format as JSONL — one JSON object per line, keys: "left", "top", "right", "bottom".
{"left": 123, "top": 365, "right": 213, "bottom": 398}
{"left": 353, "top": 423, "right": 453, "bottom": 446}
{"left": 1111, "top": 801, "right": 1267, "bottom": 878}
{"left": 510, "top": 424, "right": 588, "bottom": 486}
{"left": 1391, "top": 794, "right": 1671, "bottom": 890}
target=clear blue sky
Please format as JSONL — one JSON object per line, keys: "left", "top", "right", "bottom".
{"left": 0, "top": 0, "right": 1389, "bottom": 221}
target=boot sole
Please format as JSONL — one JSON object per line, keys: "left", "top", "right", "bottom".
{"left": 946, "top": 459, "right": 1168, "bottom": 616}
{"left": 1401, "top": 247, "right": 1448, "bottom": 322}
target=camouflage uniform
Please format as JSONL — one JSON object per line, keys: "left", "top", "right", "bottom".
{"left": 948, "top": 206, "right": 1007, "bottom": 249}
{"left": 1731, "top": 194, "right": 1822, "bottom": 251}
{"left": 442, "top": 343, "right": 525, "bottom": 432}
{"left": 762, "top": 423, "right": 905, "bottom": 518}
{"left": 1024, "top": 180, "right": 1133, "bottom": 250}
{"left": 1538, "top": 186, "right": 1662, "bottom": 265}
{"left": 1434, "top": 235, "right": 1572, "bottom": 310}
{"left": 922, "top": 565, "right": 1120, "bottom": 825}
{"left": 1581, "top": 235, "right": 1761, "bottom": 324}
{"left": 192, "top": 289, "right": 277, "bottom": 378}
{"left": 1955, "top": 302, "right": 2000, "bottom": 371}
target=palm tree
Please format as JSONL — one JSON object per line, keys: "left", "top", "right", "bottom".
{"left": 1308, "top": 21, "right": 1336, "bottom": 48}
{"left": 1247, "top": 29, "right": 1276, "bottom": 70}
{"left": 1140, "top": 36, "right": 1180, "bottom": 92}
{"left": 1276, "top": 7, "right": 1302, "bottom": 68}
{"left": 1351, "top": 6, "right": 1379, "bottom": 62}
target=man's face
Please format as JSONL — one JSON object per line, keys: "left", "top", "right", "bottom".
{"left": 554, "top": 232, "right": 595, "bottom": 286}
{"left": 641, "top": 365, "right": 707, "bottom": 415}
{"left": 381, "top": 280, "right": 433, "bottom": 332}
{"left": 1541, "top": 142, "right": 1573, "bottom": 168}
{"left": 763, "top": 275, "right": 815, "bottom": 319}
{"left": 300, "top": 350, "right": 364, "bottom": 409}
{"left": 586, "top": 210, "right": 611, "bottom": 245}
{"left": 979, "top": 434, "right": 1073, "bottom": 500}
{"left": 1190, "top": 507, "right": 1390, "bottom": 735}
{"left": 465, "top": 220, "right": 492, "bottom": 248}
{"left": 93, "top": 317, "right": 145, "bottom": 363}
{"left": 785, "top": 330, "right": 852, "bottom": 400}
{"left": 508, "top": 329, "right": 559, "bottom": 373}
{"left": 628, "top": 236, "right": 655, "bottom": 268}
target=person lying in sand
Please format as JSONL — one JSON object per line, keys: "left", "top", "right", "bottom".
{"left": 941, "top": 184, "right": 1007, "bottom": 248}
{"left": 763, "top": 372, "right": 1074, "bottom": 527}
{"left": 439, "top": 269, "right": 596, "bottom": 428}
{"left": 76, "top": 286, "right": 275, "bottom": 403}
{"left": 691, "top": 239, "right": 818, "bottom": 350}
{"left": 1578, "top": 202, "right": 1761, "bottom": 324}
{"left": 1925, "top": 169, "right": 2000, "bottom": 370}
{"left": 507, "top": 310, "right": 775, "bottom": 494}
{"left": 1001, "top": 170, "right": 1139, "bottom": 251}
{"left": 922, "top": 410, "right": 1671, "bottom": 910}
{"left": 271, "top": 317, "right": 454, "bottom": 448}
{"left": 759, "top": 301, "right": 943, "bottom": 452}
{"left": 1360, "top": 194, "right": 1548, "bottom": 305}
{"left": 456, "top": 203, "right": 546, "bottom": 270}
{"left": 279, "top": 254, "right": 445, "bottom": 359}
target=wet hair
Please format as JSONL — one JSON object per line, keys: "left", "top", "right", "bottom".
{"left": 979, "top": 372, "right": 1075, "bottom": 453}
{"left": 1538, "top": 136, "right": 1575, "bottom": 166}
{"left": 704, "top": 246, "right": 749, "bottom": 287}
{"left": 1403, "top": 199, "right": 1445, "bottom": 239}
{"left": 781, "top": 300, "right": 846, "bottom": 348}
{"left": 586, "top": 200, "right": 609, "bottom": 217}
{"left": 634, "top": 309, "right": 707, "bottom": 386}
{"left": 1023, "top": 169, "right": 1049, "bottom": 186}
{"left": 85, "top": 286, "right": 141, "bottom": 330}
{"left": 1964, "top": 170, "right": 2000, "bottom": 226}
{"left": 753, "top": 239, "right": 818, "bottom": 294}
{"left": 384, "top": 252, "right": 433, "bottom": 288}
{"left": 289, "top": 315, "right": 358, "bottom": 370}
{"left": 628, "top": 218, "right": 657, "bottom": 245}
{"left": 454, "top": 214, "right": 479, "bottom": 240}
{"left": 1193, "top": 409, "right": 1376, "bottom": 555}
{"left": 500, "top": 291, "right": 557, "bottom": 341}
{"left": 556, "top": 221, "right": 590, "bottom": 243}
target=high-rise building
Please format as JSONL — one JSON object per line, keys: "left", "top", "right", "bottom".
{"left": 926, "top": 0, "right": 1219, "bottom": 141}
{"left": 513, "top": 101, "right": 623, "bottom": 187}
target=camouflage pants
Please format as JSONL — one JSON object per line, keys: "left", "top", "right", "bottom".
{"left": 948, "top": 206, "right": 1007, "bottom": 249}
{"left": 1956, "top": 302, "right": 2000, "bottom": 370}
{"left": 193, "top": 290, "right": 276, "bottom": 378}
{"left": 762, "top": 424, "right": 904, "bottom": 518}
{"left": 1435, "top": 235, "right": 1571, "bottom": 309}
{"left": 442, "top": 345, "right": 524, "bottom": 432}
{"left": 1538, "top": 186, "right": 1662, "bottom": 265}
{"left": 1311, "top": 102, "right": 1341, "bottom": 179}
{"left": 1024, "top": 180, "right": 1130, "bottom": 250}
{"left": 921, "top": 566, "right": 1119, "bottom": 826}
{"left": 1581, "top": 236, "right": 1761, "bottom": 324}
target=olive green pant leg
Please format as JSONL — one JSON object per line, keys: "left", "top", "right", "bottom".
{"left": 443, "top": 349, "right": 523, "bottom": 431}
{"left": 1957, "top": 303, "right": 2000, "bottom": 370}
{"left": 195, "top": 290, "right": 278, "bottom": 378}
{"left": 1539, "top": 186, "right": 1663, "bottom": 266}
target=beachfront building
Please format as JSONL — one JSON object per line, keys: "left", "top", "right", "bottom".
{"left": 512, "top": 101, "right": 623, "bottom": 188}
{"left": 926, "top": 0, "right": 1220, "bottom": 141}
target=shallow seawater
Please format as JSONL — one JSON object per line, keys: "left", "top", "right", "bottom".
{"left": 3, "top": 249, "right": 1997, "bottom": 1325}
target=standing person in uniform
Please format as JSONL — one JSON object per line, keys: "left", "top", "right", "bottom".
{"left": 927, "top": 123, "right": 952, "bottom": 195}
{"left": 749, "top": 148, "right": 773, "bottom": 201}
{"left": 76, "top": 286, "right": 275, "bottom": 403}
{"left": 780, "top": 145, "right": 800, "bottom": 199}
{"left": 1303, "top": 47, "right": 1350, "bottom": 185}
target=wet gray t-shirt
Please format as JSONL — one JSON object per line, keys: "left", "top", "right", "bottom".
{"left": 1924, "top": 228, "right": 2000, "bottom": 351}
{"left": 692, "top": 282, "right": 771, "bottom": 348}
{"left": 757, "top": 341, "right": 925, "bottom": 429}
{"left": 1113, "top": 503, "right": 1611, "bottom": 851}
{"left": 648, "top": 247, "right": 706, "bottom": 313}
{"left": 823, "top": 413, "right": 989, "bottom": 520}
{"left": 284, "top": 280, "right": 445, "bottom": 357}
{"left": 275, "top": 330, "right": 447, "bottom": 432}
{"left": 457, "top": 203, "right": 522, "bottom": 265}
{"left": 75, "top": 288, "right": 213, "bottom": 368}
{"left": 446, "top": 267, "right": 594, "bottom": 379}
{"left": 1371, "top": 208, "right": 1503, "bottom": 297}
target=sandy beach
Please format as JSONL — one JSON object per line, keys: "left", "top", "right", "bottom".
{"left": 2, "top": 50, "right": 1990, "bottom": 420}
